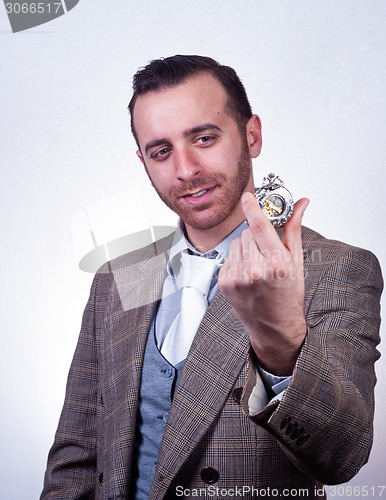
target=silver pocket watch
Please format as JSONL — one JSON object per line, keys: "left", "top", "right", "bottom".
{"left": 254, "top": 173, "right": 294, "bottom": 228}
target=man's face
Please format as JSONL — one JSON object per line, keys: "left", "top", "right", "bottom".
{"left": 133, "top": 73, "right": 261, "bottom": 236}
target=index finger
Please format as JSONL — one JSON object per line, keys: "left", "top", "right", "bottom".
{"left": 241, "top": 192, "right": 283, "bottom": 253}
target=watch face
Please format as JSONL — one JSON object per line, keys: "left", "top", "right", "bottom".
{"left": 254, "top": 174, "right": 294, "bottom": 228}
{"left": 263, "top": 194, "right": 285, "bottom": 218}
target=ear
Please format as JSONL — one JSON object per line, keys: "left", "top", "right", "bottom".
{"left": 136, "top": 149, "right": 144, "bottom": 165}
{"left": 245, "top": 114, "right": 262, "bottom": 158}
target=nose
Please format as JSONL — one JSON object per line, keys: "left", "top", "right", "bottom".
{"left": 174, "top": 148, "right": 201, "bottom": 181}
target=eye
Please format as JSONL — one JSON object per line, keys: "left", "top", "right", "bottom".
{"left": 197, "top": 135, "right": 214, "bottom": 144}
{"left": 151, "top": 146, "right": 172, "bottom": 160}
{"left": 195, "top": 135, "right": 215, "bottom": 145}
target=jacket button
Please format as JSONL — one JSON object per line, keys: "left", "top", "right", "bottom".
{"left": 291, "top": 425, "right": 304, "bottom": 439}
{"left": 280, "top": 416, "right": 292, "bottom": 430}
{"left": 286, "top": 422, "right": 297, "bottom": 436}
{"left": 296, "top": 434, "right": 310, "bottom": 446}
{"left": 98, "top": 472, "right": 103, "bottom": 484}
{"left": 200, "top": 467, "right": 219, "bottom": 484}
{"left": 232, "top": 387, "right": 243, "bottom": 404}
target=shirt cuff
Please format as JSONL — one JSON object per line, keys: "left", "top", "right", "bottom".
{"left": 247, "top": 367, "right": 292, "bottom": 415}
{"left": 259, "top": 366, "right": 292, "bottom": 396}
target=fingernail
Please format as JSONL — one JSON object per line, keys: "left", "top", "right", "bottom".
{"left": 303, "top": 199, "right": 310, "bottom": 213}
{"left": 242, "top": 192, "right": 250, "bottom": 204}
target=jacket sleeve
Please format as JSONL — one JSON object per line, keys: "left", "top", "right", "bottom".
{"left": 243, "top": 245, "right": 383, "bottom": 485}
{"left": 41, "top": 272, "right": 104, "bottom": 499}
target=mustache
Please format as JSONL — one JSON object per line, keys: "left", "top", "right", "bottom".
{"left": 173, "top": 174, "right": 226, "bottom": 198}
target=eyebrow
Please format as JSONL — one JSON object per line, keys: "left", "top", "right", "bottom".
{"left": 144, "top": 123, "right": 224, "bottom": 157}
{"left": 184, "top": 123, "right": 223, "bottom": 137}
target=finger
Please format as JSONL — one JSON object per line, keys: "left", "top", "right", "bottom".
{"left": 241, "top": 192, "right": 282, "bottom": 253}
{"left": 219, "top": 238, "right": 242, "bottom": 286}
{"left": 240, "top": 228, "right": 265, "bottom": 262}
{"left": 282, "top": 197, "right": 309, "bottom": 256}
{"left": 221, "top": 237, "right": 242, "bottom": 271}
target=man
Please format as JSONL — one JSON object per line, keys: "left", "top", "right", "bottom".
{"left": 41, "top": 55, "right": 382, "bottom": 500}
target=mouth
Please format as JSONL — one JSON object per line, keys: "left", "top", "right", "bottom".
{"left": 185, "top": 189, "right": 209, "bottom": 198}
{"left": 180, "top": 186, "right": 217, "bottom": 205}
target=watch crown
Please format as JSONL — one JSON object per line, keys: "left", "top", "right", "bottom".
{"left": 261, "top": 172, "right": 284, "bottom": 190}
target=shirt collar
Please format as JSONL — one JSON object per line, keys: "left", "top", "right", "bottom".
{"left": 167, "top": 218, "right": 248, "bottom": 278}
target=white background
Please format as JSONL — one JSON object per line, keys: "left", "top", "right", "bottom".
{"left": 0, "top": 1, "right": 385, "bottom": 498}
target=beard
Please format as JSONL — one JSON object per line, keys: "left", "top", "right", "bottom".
{"left": 149, "top": 141, "right": 252, "bottom": 231}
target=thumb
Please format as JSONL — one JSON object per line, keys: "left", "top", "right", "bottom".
{"left": 282, "top": 197, "right": 309, "bottom": 253}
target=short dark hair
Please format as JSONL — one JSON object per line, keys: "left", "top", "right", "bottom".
{"left": 128, "top": 54, "right": 253, "bottom": 146}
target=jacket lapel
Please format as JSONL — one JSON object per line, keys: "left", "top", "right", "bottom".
{"left": 150, "top": 290, "right": 251, "bottom": 499}
{"left": 101, "top": 236, "right": 172, "bottom": 497}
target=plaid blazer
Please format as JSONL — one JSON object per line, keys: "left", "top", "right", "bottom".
{"left": 41, "top": 226, "right": 382, "bottom": 500}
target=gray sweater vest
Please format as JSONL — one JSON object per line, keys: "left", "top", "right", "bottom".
{"left": 130, "top": 319, "right": 185, "bottom": 499}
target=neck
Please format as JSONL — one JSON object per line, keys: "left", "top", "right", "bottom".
{"left": 183, "top": 202, "right": 247, "bottom": 254}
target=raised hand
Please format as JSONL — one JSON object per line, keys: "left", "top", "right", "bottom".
{"left": 219, "top": 192, "right": 310, "bottom": 375}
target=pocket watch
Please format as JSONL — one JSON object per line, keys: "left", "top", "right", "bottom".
{"left": 254, "top": 173, "right": 294, "bottom": 228}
